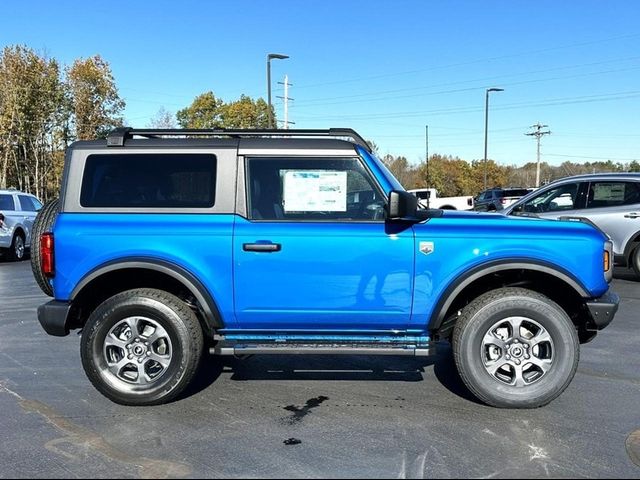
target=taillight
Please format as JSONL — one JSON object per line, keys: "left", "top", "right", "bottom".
{"left": 41, "top": 233, "right": 55, "bottom": 278}
{"left": 500, "top": 198, "right": 507, "bottom": 205}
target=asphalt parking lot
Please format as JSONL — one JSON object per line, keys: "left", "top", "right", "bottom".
{"left": 1, "top": 258, "right": 639, "bottom": 478}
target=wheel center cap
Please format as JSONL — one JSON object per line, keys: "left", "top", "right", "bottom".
{"left": 133, "top": 345, "right": 146, "bottom": 356}
{"left": 510, "top": 346, "right": 523, "bottom": 358}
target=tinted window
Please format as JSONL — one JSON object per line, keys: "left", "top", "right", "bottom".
{"left": 503, "top": 189, "right": 531, "bottom": 197}
{"left": 247, "top": 157, "right": 384, "bottom": 221}
{"left": 81, "top": 154, "right": 216, "bottom": 208}
{"left": 18, "top": 195, "right": 37, "bottom": 212}
{"left": 586, "top": 181, "right": 640, "bottom": 209}
{"left": 520, "top": 183, "right": 580, "bottom": 213}
{"left": 414, "top": 191, "right": 431, "bottom": 200}
{"left": 0, "top": 194, "right": 15, "bottom": 211}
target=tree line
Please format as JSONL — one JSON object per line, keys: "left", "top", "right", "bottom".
{"left": 2, "top": 44, "right": 638, "bottom": 201}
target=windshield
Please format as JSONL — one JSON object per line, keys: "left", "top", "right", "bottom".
{"left": 356, "top": 146, "right": 404, "bottom": 192}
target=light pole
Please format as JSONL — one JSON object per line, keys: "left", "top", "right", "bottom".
{"left": 483, "top": 87, "right": 504, "bottom": 190}
{"left": 267, "top": 53, "right": 289, "bottom": 129}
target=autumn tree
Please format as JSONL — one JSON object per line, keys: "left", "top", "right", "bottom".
{"left": 176, "top": 92, "right": 224, "bottom": 128}
{"left": 147, "top": 107, "right": 177, "bottom": 129}
{"left": 66, "top": 55, "right": 125, "bottom": 140}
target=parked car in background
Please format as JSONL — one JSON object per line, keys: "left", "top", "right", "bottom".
{"left": 504, "top": 173, "right": 640, "bottom": 276}
{"left": 0, "top": 189, "right": 42, "bottom": 261}
{"left": 408, "top": 188, "right": 474, "bottom": 210}
{"left": 474, "top": 187, "right": 534, "bottom": 211}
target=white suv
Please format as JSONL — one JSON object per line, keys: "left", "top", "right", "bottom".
{"left": 0, "top": 189, "right": 42, "bottom": 261}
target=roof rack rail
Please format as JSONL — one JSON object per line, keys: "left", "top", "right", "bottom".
{"left": 106, "top": 127, "right": 372, "bottom": 152}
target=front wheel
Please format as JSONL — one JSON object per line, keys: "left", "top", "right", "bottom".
{"left": 453, "top": 287, "right": 579, "bottom": 408}
{"left": 631, "top": 245, "right": 640, "bottom": 279}
{"left": 81, "top": 289, "right": 204, "bottom": 406}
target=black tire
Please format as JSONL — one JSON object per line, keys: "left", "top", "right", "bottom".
{"left": 452, "top": 287, "right": 579, "bottom": 408}
{"left": 80, "top": 288, "right": 204, "bottom": 406}
{"left": 631, "top": 245, "right": 640, "bottom": 279}
{"left": 30, "top": 198, "right": 59, "bottom": 296}
{"left": 7, "top": 231, "right": 26, "bottom": 261}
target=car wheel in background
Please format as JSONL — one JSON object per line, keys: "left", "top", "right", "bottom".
{"left": 8, "top": 232, "right": 26, "bottom": 261}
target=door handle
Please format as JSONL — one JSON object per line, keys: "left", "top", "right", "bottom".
{"left": 624, "top": 213, "right": 640, "bottom": 219}
{"left": 243, "top": 242, "right": 282, "bottom": 252}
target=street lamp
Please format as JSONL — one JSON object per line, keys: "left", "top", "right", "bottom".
{"left": 267, "top": 53, "right": 289, "bottom": 128}
{"left": 483, "top": 87, "right": 504, "bottom": 190}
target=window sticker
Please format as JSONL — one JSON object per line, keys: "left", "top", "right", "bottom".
{"left": 593, "top": 183, "right": 625, "bottom": 202}
{"left": 283, "top": 170, "right": 347, "bottom": 212}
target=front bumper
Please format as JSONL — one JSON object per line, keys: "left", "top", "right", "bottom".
{"left": 585, "top": 290, "right": 620, "bottom": 330}
{"left": 38, "top": 301, "right": 72, "bottom": 337}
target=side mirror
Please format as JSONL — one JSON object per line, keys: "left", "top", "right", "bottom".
{"left": 387, "top": 190, "right": 418, "bottom": 221}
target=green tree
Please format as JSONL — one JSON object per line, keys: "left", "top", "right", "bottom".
{"left": 176, "top": 91, "right": 224, "bottom": 128}
{"left": 66, "top": 55, "right": 125, "bottom": 140}
{"left": 221, "top": 95, "right": 270, "bottom": 128}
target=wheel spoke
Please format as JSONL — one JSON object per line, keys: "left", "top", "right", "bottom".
{"left": 107, "top": 357, "right": 130, "bottom": 376}
{"left": 512, "top": 364, "right": 527, "bottom": 387}
{"left": 486, "top": 358, "right": 510, "bottom": 376}
{"left": 125, "top": 317, "right": 140, "bottom": 337}
{"left": 507, "top": 317, "right": 523, "bottom": 340}
{"left": 530, "top": 328, "right": 552, "bottom": 348}
{"left": 482, "top": 330, "right": 506, "bottom": 350}
{"left": 143, "top": 323, "right": 170, "bottom": 345}
{"left": 148, "top": 353, "right": 171, "bottom": 370}
{"left": 135, "top": 364, "right": 150, "bottom": 385}
{"left": 104, "top": 333, "right": 128, "bottom": 351}
{"left": 527, "top": 356, "right": 553, "bottom": 374}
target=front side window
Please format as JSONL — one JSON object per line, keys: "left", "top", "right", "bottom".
{"left": 586, "top": 181, "right": 640, "bottom": 209}
{"left": 81, "top": 154, "right": 216, "bottom": 208}
{"left": 0, "top": 194, "right": 15, "bottom": 211}
{"left": 247, "top": 157, "right": 385, "bottom": 221}
{"left": 519, "top": 183, "right": 581, "bottom": 214}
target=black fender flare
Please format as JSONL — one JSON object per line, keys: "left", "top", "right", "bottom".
{"left": 71, "top": 257, "right": 224, "bottom": 329}
{"left": 428, "top": 259, "right": 591, "bottom": 332}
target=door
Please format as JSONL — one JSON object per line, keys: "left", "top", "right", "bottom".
{"left": 233, "top": 156, "right": 415, "bottom": 331}
{"left": 581, "top": 180, "right": 640, "bottom": 255}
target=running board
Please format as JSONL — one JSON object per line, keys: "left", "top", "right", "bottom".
{"left": 211, "top": 342, "right": 436, "bottom": 357}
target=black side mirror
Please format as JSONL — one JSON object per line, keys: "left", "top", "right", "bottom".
{"left": 387, "top": 190, "right": 418, "bottom": 221}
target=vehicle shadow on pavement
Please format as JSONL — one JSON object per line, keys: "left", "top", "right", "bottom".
{"left": 614, "top": 267, "right": 639, "bottom": 282}
{"left": 184, "top": 342, "right": 482, "bottom": 405}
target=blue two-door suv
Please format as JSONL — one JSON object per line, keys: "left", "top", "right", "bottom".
{"left": 32, "top": 128, "right": 618, "bottom": 408}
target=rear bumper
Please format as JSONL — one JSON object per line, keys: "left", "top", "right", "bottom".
{"left": 37, "top": 300, "right": 72, "bottom": 337}
{"left": 585, "top": 290, "right": 620, "bottom": 330}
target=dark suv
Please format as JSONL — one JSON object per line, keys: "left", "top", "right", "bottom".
{"left": 474, "top": 187, "right": 533, "bottom": 211}
{"left": 32, "top": 128, "right": 618, "bottom": 408}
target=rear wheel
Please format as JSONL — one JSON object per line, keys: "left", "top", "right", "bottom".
{"left": 81, "top": 288, "right": 204, "bottom": 406}
{"left": 631, "top": 245, "right": 640, "bottom": 278}
{"left": 8, "top": 232, "right": 25, "bottom": 261}
{"left": 453, "top": 287, "right": 579, "bottom": 408}
{"left": 30, "top": 199, "right": 59, "bottom": 296}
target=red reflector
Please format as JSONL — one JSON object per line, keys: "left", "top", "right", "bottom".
{"left": 41, "top": 233, "right": 55, "bottom": 278}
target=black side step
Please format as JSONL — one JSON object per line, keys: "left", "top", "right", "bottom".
{"left": 211, "top": 342, "right": 436, "bottom": 357}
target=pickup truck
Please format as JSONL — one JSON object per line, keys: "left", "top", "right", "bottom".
{"left": 408, "top": 188, "right": 474, "bottom": 210}
{"left": 32, "top": 128, "right": 618, "bottom": 408}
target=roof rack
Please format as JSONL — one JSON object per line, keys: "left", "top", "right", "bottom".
{"left": 106, "top": 127, "right": 372, "bottom": 152}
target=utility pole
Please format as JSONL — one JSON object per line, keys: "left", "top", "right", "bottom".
{"left": 425, "top": 125, "right": 430, "bottom": 207}
{"left": 525, "top": 123, "right": 551, "bottom": 187}
{"left": 277, "top": 75, "right": 294, "bottom": 129}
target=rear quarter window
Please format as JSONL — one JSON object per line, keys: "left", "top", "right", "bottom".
{"left": 0, "top": 194, "right": 15, "bottom": 211}
{"left": 80, "top": 154, "right": 217, "bottom": 208}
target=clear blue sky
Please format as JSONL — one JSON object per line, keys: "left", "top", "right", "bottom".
{"left": 2, "top": 0, "right": 639, "bottom": 166}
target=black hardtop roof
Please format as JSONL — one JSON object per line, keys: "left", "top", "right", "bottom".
{"left": 69, "top": 128, "right": 372, "bottom": 153}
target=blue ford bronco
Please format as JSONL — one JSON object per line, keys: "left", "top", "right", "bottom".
{"left": 32, "top": 128, "right": 619, "bottom": 408}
